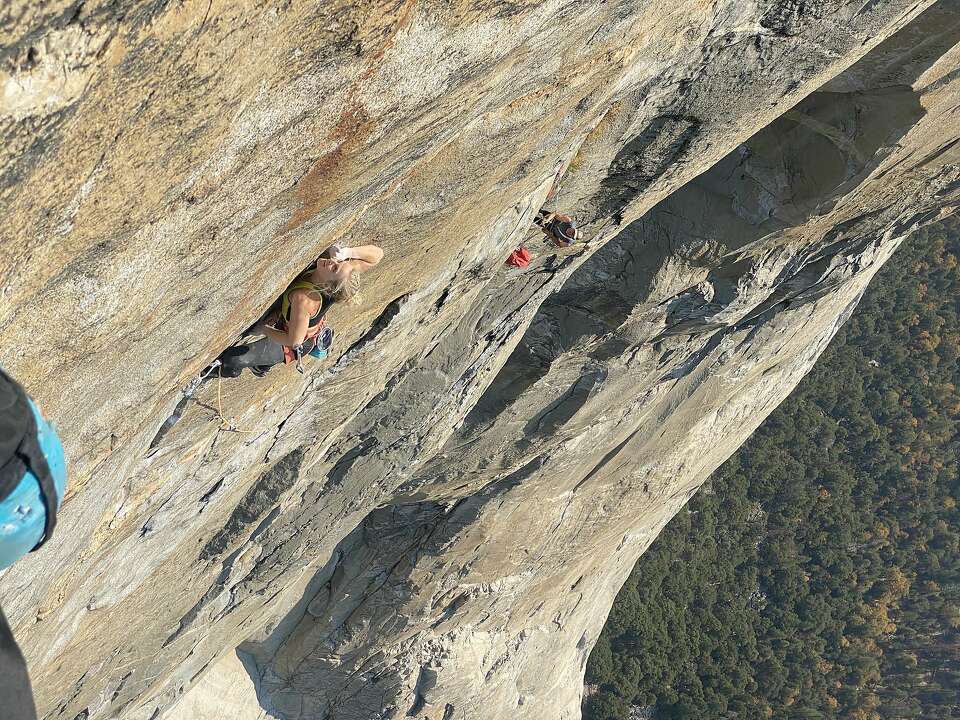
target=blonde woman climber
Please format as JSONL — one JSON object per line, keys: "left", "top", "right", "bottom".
{"left": 218, "top": 243, "right": 384, "bottom": 377}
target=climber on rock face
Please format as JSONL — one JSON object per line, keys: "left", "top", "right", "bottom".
{"left": 217, "top": 243, "right": 384, "bottom": 377}
{"left": 1, "top": 367, "right": 68, "bottom": 720}
{"left": 534, "top": 208, "right": 581, "bottom": 246}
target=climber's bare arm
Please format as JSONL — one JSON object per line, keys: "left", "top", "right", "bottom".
{"left": 261, "top": 295, "right": 311, "bottom": 346}
{"left": 344, "top": 245, "right": 384, "bottom": 273}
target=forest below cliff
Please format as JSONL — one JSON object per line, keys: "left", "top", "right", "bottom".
{"left": 584, "top": 217, "right": 960, "bottom": 720}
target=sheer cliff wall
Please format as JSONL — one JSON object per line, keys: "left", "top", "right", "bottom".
{"left": 1, "top": 1, "right": 959, "bottom": 719}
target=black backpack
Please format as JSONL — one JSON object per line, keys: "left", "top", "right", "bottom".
{"left": 0, "top": 369, "right": 59, "bottom": 551}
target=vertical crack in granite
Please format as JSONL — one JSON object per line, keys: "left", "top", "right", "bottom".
{"left": 217, "top": 7, "right": 960, "bottom": 719}
{"left": 1, "top": 1, "right": 958, "bottom": 719}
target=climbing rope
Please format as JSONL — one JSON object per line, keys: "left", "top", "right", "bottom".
{"left": 215, "top": 367, "right": 259, "bottom": 434}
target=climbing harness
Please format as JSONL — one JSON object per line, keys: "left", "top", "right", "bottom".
{"left": 277, "top": 274, "right": 333, "bottom": 373}
{"left": 278, "top": 271, "right": 327, "bottom": 370}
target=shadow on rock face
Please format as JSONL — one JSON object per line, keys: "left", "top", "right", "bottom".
{"left": 596, "top": 115, "right": 702, "bottom": 225}
{"left": 233, "top": 501, "right": 469, "bottom": 720}
{"left": 651, "top": 83, "right": 926, "bottom": 266}
{"left": 444, "top": 22, "right": 936, "bottom": 443}
{"left": 644, "top": 81, "right": 926, "bottom": 334}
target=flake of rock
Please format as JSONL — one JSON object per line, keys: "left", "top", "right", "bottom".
{"left": 1, "top": 1, "right": 959, "bottom": 719}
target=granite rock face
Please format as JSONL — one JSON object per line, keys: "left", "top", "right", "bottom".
{"left": 1, "top": 1, "right": 959, "bottom": 719}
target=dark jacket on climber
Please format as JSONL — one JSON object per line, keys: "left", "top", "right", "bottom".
{"left": 217, "top": 243, "right": 384, "bottom": 377}
{"left": 535, "top": 209, "right": 581, "bottom": 246}
{"left": 1, "top": 367, "right": 68, "bottom": 720}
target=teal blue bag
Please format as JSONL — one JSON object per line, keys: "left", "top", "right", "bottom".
{"left": 309, "top": 327, "right": 334, "bottom": 359}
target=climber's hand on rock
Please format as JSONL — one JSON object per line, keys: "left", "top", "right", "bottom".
{"left": 324, "top": 243, "right": 349, "bottom": 261}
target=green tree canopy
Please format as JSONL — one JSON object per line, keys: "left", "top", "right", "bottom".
{"left": 585, "top": 217, "right": 960, "bottom": 720}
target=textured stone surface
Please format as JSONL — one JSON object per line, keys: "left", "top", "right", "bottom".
{"left": 173, "top": 651, "right": 268, "bottom": 720}
{"left": 1, "top": 1, "right": 958, "bottom": 719}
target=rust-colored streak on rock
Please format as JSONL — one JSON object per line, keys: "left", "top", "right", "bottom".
{"left": 279, "top": 0, "right": 417, "bottom": 237}
{"left": 3, "top": 1, "right": 957, "bottom": 719}
{"left": 280, "top": 100, "right": 375, "bottom": 237}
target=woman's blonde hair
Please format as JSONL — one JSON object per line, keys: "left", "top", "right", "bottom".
{"left": 317, "top": 270, "right": 362, "bottom": 305}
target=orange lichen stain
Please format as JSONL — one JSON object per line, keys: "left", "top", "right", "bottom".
{"left": 279, "top": 100, "right": 375, "bottom": 236}
{"left": 278, "top": 0, "right": 421, "bottom": 237}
